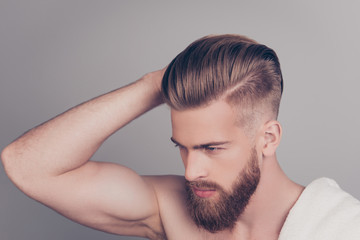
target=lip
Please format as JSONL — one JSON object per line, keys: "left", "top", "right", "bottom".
{"left": 193, "top": 187, "right": 216, "bottom": 198}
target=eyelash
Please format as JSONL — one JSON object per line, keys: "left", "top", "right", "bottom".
{"left": 205, "top": 146, "right": 219, "bottom": 151}
{"left": 174, "top": 144, "right": 185, "bottom": 149}
{"left": 174, "top": 144, "right": 222, "bottom": 153}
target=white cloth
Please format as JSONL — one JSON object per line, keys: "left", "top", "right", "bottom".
{"left": 279, "top": 178, "right": 360, "bottom": 240}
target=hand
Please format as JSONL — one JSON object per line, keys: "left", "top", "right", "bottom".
{"left": 139, "top": 66, "right": 167, "bottom": 105}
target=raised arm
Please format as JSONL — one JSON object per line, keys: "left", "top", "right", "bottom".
{"left": 1, "top": 69, "right": 166, "bottom": 238}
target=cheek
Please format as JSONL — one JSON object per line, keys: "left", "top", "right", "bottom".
{"left": 222, "top": 148, "right": 247, "bottom": 169}
{"left": 214, "top": 150, "right": 249, "bottom": 186}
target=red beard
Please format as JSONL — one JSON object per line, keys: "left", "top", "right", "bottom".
{"left": 185, "top": 148, "right": 260, "bottom": 233}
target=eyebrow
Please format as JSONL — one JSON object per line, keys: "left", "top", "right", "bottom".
{"left": 170, "top": 137, "right": 231, "bottom": 149}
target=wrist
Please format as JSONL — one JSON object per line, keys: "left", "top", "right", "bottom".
{"left": 138, "top": 69, "right": 165, "bottom": 105}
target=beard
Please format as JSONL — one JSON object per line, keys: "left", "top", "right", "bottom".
{"left": 185, "top": 148, "right": 260, "bottom": 233}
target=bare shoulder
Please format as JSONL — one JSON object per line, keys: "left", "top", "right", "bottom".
{"left": 145, "top": 175, "right": 202, "bottom": 239}
{"left": 146, "top": 175, "right": 186, "bottom": 193}
{"left": 145, "top": 175, "right": 187, "bottom": 212}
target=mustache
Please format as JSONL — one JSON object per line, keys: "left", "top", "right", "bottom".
{"left": 186, "top": 180, "right": 222, "bottom": 190}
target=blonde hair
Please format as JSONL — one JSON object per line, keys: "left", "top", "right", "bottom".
{"left": 162, "top": 34, "right": 283, "bottom": 125}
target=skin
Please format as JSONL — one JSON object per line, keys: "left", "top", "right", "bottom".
{"left": 1, "top": 69, "right": 304, "bottom": 240}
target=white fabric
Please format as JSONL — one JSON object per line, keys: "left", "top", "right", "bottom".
{"left": 279, "top": 178, "right": 360, "bottom": 240}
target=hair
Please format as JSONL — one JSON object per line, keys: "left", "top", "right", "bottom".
{"left": 162, "top": 34, "right": 283, "bottom": 129}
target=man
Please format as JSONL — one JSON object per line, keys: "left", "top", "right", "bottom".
{"left": 2, "top": 34, "right": 360, "bottom": 239}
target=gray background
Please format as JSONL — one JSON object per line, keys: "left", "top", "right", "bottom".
{"left": 1, "top": 1, "right": 359, "bottom": 239}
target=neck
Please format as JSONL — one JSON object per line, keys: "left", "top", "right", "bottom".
{"left": 230, "top": 155, "right": 304, "bottom": 239}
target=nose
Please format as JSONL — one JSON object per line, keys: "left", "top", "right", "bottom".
{"left": 183, "top": 150, "right": 208, "bottom": 182}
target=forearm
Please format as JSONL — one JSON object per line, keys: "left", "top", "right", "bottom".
{"left": 2, "top": 71, "right": 163, "bottom": 181}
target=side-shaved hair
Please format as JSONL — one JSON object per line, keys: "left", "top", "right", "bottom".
{"left": 162, "top": 34, "right": 283, "bottom": 129}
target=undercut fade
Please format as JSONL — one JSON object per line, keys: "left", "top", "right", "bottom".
{"left": 162, "top": 34, "right": 284, "bottom": 125}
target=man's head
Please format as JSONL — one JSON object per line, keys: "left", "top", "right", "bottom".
{"left": 162, "top": 34, "right": 283, "bottom": 232}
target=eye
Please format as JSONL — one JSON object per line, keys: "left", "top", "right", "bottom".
{"left": 174, "top": 144, "right": 186, "bottom": 151}
{"left": 204, "top": 146, "right": 223, "bottom": 153}
{"left": 206, "top": 146, "right": 218, "bottom": 151}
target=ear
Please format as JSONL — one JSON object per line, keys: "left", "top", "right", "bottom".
{"left": 261, "top": 120, "right": 282, "bottom": 157}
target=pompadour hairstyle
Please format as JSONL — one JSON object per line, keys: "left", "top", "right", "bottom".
{"left": 161, "top": 34, "right": 283, "bottom": 124}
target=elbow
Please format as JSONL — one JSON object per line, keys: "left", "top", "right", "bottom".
{"left": 2, "top": 144, "right": 52, "bottom": 201}
{"left": 1, "top": 143, "right": 28, "bottom": 190}
{"left": 1, "top": 144, "right": 14, "bottom": 177}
